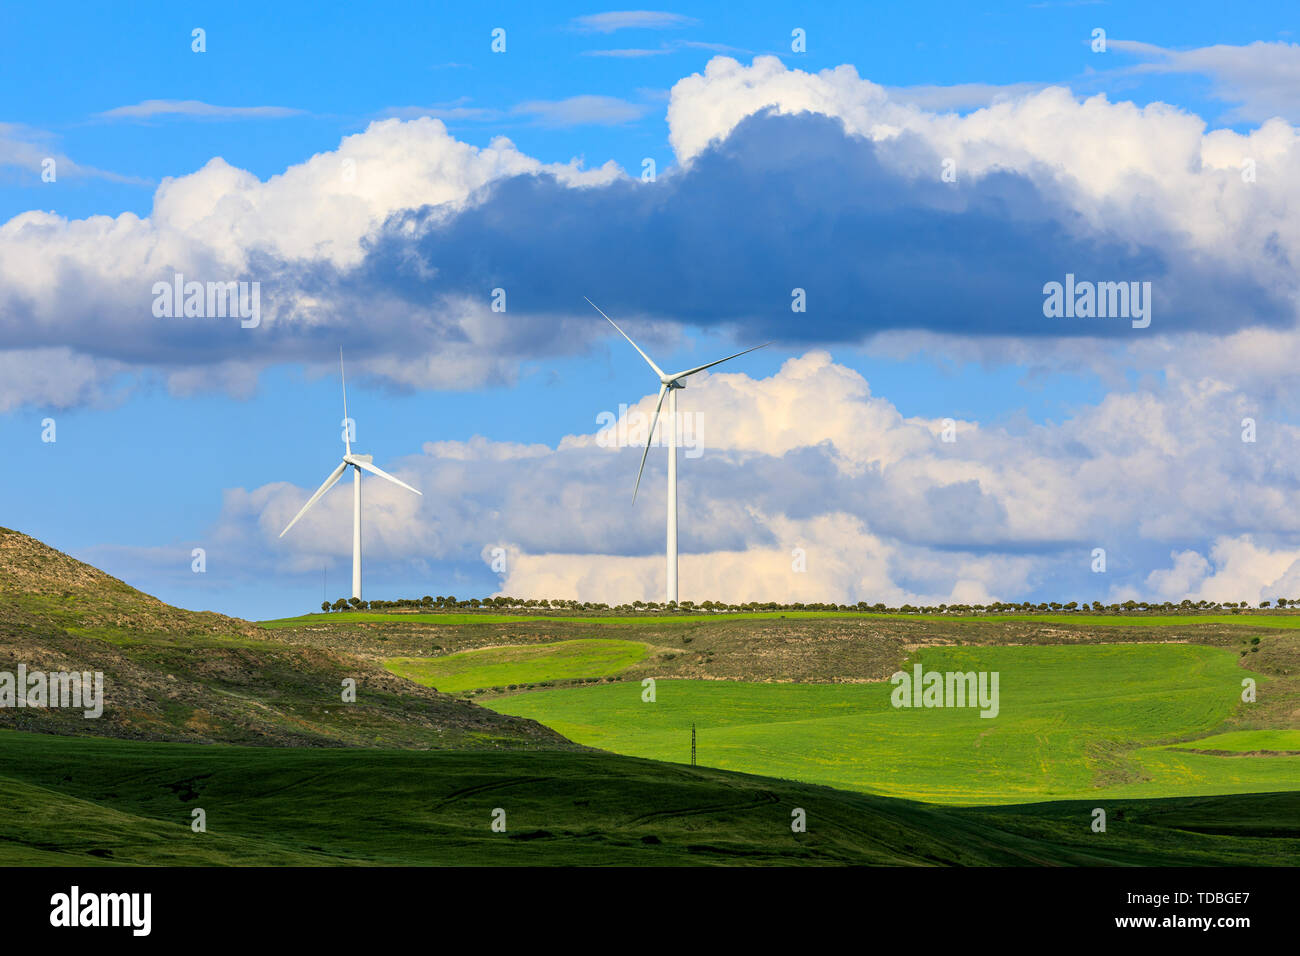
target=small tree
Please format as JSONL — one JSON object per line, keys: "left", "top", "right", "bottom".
{"left": 321, "top": 601, "right": 331, "bottom": 613}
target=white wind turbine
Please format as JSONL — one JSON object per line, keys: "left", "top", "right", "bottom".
{"left": 587, "top": 297, "right": 767, "bottom": 605}
{"left": 279, "top": 349, "right": 422, "bottom": 601}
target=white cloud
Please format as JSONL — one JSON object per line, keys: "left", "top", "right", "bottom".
{"left": 583, "top": 47, "right": 674, "bottom": 58}
{"left": 570, "top": 11, "right": 697, "bottom": 33}
{"left": 5, "top": 50, "right": 1300, "bottom": 411}
{"left": 664, "top": 54, "right": 1300, "bottom": 392}
{"left": 1110, "top": 39, "right": 1300, "bottom": 123}
{"left": 193, "top": 351, "right": 1300, "bottom": 605}
{"left": 583, "top": 39, "right": 749, "bottom": 58}
{"left": 495, "top": 513, "right": 1024, "bottom": 605}
{"left": 513, "top": 95, "right": 649, "bottom": 127}
{"left": 1146, "top": 537, "right": 1300, "bottom": 604}
{"left": 97, "top": 100, "right": 305, "bottom": 121}
{"left": 1145, "top": 549, "right": 1212, "bottom": 600}
{"left": 3, "top": 116, "right": 620, "bottom": 282}
{"left": 0, "top": 348, "right": 131, "bottom": 412}
{"left": 0, "top": 122, "right": 146, "bottom": 184}
{"left": 0, "top": 117, "right": 625, "bottom": 408}
{"left": 560, "top": 350, "right": 932, "bottom": 472}
{"left": 380, "top": 102, "right": 501, "bottom": 122}
{"left": 11, "top": 47, "right": 1300, "bottom": 608}
{"left": 424, "top": 436, "right": 552, "bottom": 462}
{"left": 665, "top": 56, "right": 1300, "bottom": 261}
{"left": 884, "top": 81, "right": 1047, "bottom": 112}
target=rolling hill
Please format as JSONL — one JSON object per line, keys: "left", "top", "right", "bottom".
{"left": 2, "top": 729, "right": 1297, "bottom": 866}
{"left": 0, "top": 527, "right": 570, "bottom": 749}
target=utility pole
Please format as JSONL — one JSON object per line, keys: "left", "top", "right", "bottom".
{"left": 691, "top": 722, "right": 696, "bottom": 767}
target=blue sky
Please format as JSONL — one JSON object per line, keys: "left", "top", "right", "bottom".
{"left": 4, "top": 2, "right": 1300, "bottom": 618}
{"left": 3, "top": 0, "right": 1289, "bottom": 221}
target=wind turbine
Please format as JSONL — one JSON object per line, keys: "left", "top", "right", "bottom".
{"left": 279, "top": 349, "right": 422, "bottom": 601}
{"left": 587, "top": 297, "right": 767, "bottom": 605}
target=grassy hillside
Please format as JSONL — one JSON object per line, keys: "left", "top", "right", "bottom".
{"left": 0, "top": 527, "right": 570, "bottom": 750}
{"left": 487, "top": 643, "right": 1300, "bottom": 804}
{"left": 1, "top": 526, "right": 257, "bottom": 639}
{"left": 1, "top": 729, "right": 1296, "bottom": 866}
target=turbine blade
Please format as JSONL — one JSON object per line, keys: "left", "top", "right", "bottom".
{"left": 340, "top": 347, "right": 351, "bottom": 456}
{"left": 280, "top": 461, "right": 349, "bottom": 537}
{"left": 669, "top": 342, "right": 770, "bottom": 381}
{"left": 351, "top": 458, "right": 422, "bottom": 496}
{"left": 633, "top": 385, "right": 668, "bottom": 504}
{"left": 584, "top": 297, "right": 666, "bottom": 379}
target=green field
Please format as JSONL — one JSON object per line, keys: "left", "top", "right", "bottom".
{"left": 385, "top": 639, "right": 650, "bottom": 693}
{"left": 488, "top": 643, "right": 1299, "bottom": 805}
{"left": 2, "top": 729, "right": 1296, "bottom": 866}
{"left": 260, "top": 609, "right": 1300, "bottom": 629}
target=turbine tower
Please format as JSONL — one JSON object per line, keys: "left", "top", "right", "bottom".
{"left": 587, "top": 298, "right": 766, "bottom": 605}
{"left": 279, "top": 349, "right": 422, "bottom": 601}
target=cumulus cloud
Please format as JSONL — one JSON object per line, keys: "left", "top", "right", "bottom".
{"left": 495, "top": 513, "right": 1025, "bottom": 606}
{"left": 3, "top": 51, "right": 1300, "bottom": 413}
{"left": 883, "top": 82, "right": 1047, "bottom": 112}
{"left": 12, "top": 47, "right": 1300, "bottom": 610}
{"left": 656, "top": 54, "right": 1300, "bottom": 387}
{"left": 0, "top": 118, "right": 622, "bottom": 407}
{"left": 665, "top": 56, "right": 1300, "bottom": 256}
{"left": 181, "top": 352, "right": 1300, "bottom": 605}
{"left": 1146, "top": 537, "right": 1300, "bottom": 604}
{"left": 373, "top": 107, "right": 1286, "bottom": 344}
{"left": 203, "top": 352, "right": 1046, "bottom": 602}
{"left": 1145, "top": 548, "right": 1212, "bottom": 600}
{"left": 0, "top": 348, "right": 132, "bottom": 412}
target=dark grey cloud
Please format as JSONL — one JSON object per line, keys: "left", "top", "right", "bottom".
{"left": 359, "top": 110, "right": 1291, "bottom": 343}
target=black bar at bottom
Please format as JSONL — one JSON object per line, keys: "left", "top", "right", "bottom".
{"left": 2, "top": 865, "right": 1286, "bottom": 942}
